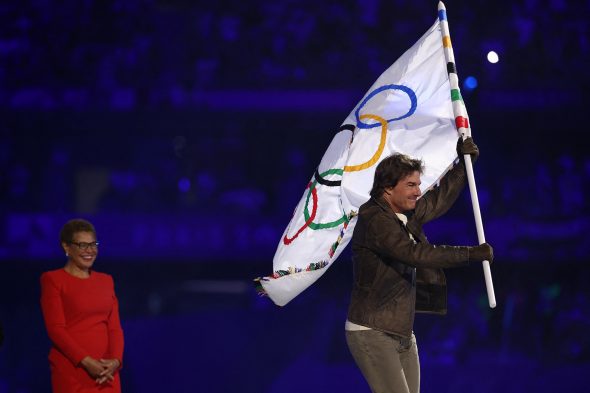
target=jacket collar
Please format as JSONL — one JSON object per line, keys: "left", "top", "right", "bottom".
{"left": 372, "top": 196, "right": 415, "bottom": 221}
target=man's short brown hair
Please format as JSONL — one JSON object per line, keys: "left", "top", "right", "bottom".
{"left": 370, "top": 154, "right": 424, "bottom": 198}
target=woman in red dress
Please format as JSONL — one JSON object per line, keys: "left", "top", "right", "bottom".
{"left": 41, "top": 219, "right": 124, "bottom": 392}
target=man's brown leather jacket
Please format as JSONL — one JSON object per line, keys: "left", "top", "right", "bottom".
{"left": 347, "top": 159, "right": 471, "bottom": 338}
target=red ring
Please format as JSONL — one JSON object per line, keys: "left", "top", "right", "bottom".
{"left": 283, "top": 182, "right": 318, "bottom": 245}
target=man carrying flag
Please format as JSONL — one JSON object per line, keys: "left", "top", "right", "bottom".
{"left": 257, "top": 3, "right": 496, "bottom": 389}
{"left": 345, "top": 140, "right": 493, "bottom": 393}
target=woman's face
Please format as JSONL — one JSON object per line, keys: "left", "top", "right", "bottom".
{"left": 63, "top": 231, "right": 98, "bottom": 271}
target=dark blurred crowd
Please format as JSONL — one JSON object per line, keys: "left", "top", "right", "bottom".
{"left": 0, "top": 116, "right": 302, "bottom": 216}
{"left": 0, "top": 0, "right": 588, "bottom": 109}
{"left": 2, "top": 116, "right": 590, "bottom": 222}
{"left": 411, "top": 262, "right": 590, "bottom": 366}
{"left": 0, "top": 0, "right": 588, "bottom": 252}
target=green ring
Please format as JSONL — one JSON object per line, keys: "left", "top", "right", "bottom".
{"left": 303, "top": 168, "right": 348, "bottom": 230}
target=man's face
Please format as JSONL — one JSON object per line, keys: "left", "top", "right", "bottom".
{"left": 383, "top": 171, "right": 422, "bottom": 213}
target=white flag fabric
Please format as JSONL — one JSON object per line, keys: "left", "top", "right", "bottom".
{"left": 256, "top": 18, "right": 464, "bottom": 306}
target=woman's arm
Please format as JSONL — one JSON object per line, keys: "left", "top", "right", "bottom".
{"left": 107, "top": 276, "right": 124, "bottom": 366}
{"left": 40, "top": 273, "right": 88, "bottom": 365}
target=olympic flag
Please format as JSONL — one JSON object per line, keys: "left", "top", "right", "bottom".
{"left": 255, "top": 7, "right": 470, "bottom": 306}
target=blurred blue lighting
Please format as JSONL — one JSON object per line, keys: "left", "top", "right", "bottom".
{"left": 463, "top": 76, "right": 478, "bottom": 90}
{"left": 178, "top": 177, "right": 191, "bottom": 192}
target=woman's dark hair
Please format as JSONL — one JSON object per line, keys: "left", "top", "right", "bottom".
{"left": 370, "top": 153, "right": 424, "bottom": 198}
{"left": 59, "top": 219, "right": 97, "bottom": 244}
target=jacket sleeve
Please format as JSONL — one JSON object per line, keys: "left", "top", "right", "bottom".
{"left": 413, "top": 158, "right": 467, "bottom": 225}
{"left": 368, "top": 214, "right": 470, "bottom": 269}
{"left": 107, "top": 276, "right": 124, "bottom": 365}
{"left": 40, "top": 273, "right": 88, "bottom": 365}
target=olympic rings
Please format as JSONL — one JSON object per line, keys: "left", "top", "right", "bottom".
{"left": 303, "top": 168, "right": 348, "bottom": 230}
{"left": 284, "top": 84, "right": 417, "bottom": 243}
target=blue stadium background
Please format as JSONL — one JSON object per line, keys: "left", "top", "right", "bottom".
{"left": 1, "top": 0, "right": 589, "bottom": 391}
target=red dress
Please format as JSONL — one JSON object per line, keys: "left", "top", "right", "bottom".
{"left": 40, "top": 269, "right": 124, "bottom": 393}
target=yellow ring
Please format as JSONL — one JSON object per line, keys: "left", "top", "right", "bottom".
{"left": 344, "top": 114, "right": 387, "bottom": 172}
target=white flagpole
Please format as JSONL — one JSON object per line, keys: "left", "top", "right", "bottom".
{"left": 438, "top": 1, "right": 497, "bottom": 308}
{"left": 464, "top": 157, "right": 496, "bottom": 308}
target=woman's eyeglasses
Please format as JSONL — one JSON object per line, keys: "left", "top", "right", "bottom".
{"left": 69, "top": 241, "right": 99, "bottom": 250}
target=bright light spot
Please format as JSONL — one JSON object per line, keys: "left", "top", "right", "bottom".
{"left": 463, "top": 76, "right": 478, "bottom": 90}
{"left": 178, "top": 177, "right": 191, "bottom": 192}
{"left": 487, "top": 51, "right": 499, "bottom": 63}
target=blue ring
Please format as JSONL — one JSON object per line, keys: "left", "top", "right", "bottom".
{"left": 355, "top": 84, "right": 417, "bottom": 129}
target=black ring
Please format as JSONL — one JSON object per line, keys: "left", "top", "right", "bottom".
{"left": 314, "top": 168, "right": 341, "bottom": 187}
